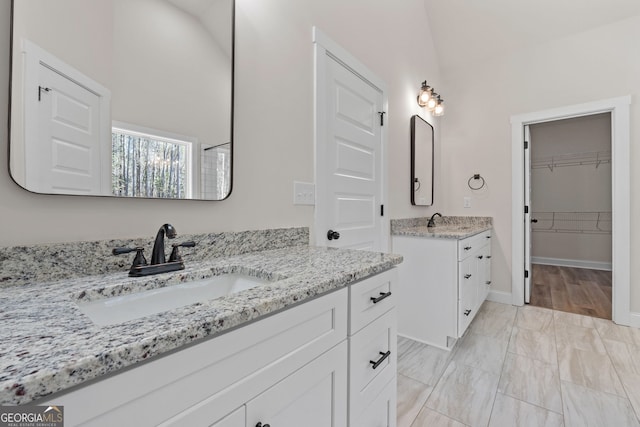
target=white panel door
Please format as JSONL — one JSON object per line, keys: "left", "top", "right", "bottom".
{"left": 322, "top": 56, "right": 384, "bottom": 251}
{"left": 27, "top": 63, "right": 104, "bottom": 194}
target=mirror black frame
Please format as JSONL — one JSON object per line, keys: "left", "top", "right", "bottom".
{"left": 7, "top": 0, "right": 235, "bottom": 201}
{"left": 410, "top": 115, "right": 434, "bottom": 206}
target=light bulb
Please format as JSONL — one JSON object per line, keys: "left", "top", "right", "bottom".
{"left": 417, "top": 81, "right": 432, "bottom": 107}
{"left": 426, "top": 94, "right": 438, "bottom": 110}
{"left": 433, "top": 97, "right": 444, "bottom": 116}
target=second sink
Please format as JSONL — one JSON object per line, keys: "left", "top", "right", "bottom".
{"left": 77, "top": 274, "right": 271, "bottom": 326}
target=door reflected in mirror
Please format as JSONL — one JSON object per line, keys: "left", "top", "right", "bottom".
{"left": 410, "top": 115, "right": 434, "bottom": 206}
{"left": 9, "top": 0, "right": 234, "bottom": 200}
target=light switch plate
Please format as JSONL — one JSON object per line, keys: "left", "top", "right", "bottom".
{"left": 293, "top": 181, "right": 315, "bottom": 205}
{"left": 464, "top": 196, "right": 472, "bottom": 208}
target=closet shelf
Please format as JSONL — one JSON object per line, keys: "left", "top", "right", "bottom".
{"left": 531, "top": 150, "right": 611, "bottom": 171}
{"left": 532, "top": 211, "right": 611, "bottom": 234}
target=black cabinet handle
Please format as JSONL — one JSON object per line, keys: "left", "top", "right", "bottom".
{"left": 464, "top": 309, "right": 472, "bottom": 316}
{"left": 370, "top": 351, "right": 391, "bottom": 369}
{"left": 256, "top": 423, "right": 270, "bottom": 427}
{"left": 464, "top": 274, "right": 472, "bottom": 279}
{"left": 487, "top": 255, "right": 492, "bottom": 259}
{"left": 477, "top": 255, "right": 483, "bottom": 259}
{"left": 531, "top": 218, "right": 539, "bottom": 223}
{"left": 464, "top": 246, "right": 472, "bottom": 251}
{"left": 327, "top": 229, "right": 340, "bottom": 240}
{"left": 370, "top": 291, "right": 392, "bottom": 304}
{"left": 486, "top": 281, "right": 492, "bottom": 285}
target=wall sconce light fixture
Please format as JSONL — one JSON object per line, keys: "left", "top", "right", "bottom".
{"left": 417, "top": 80, "right": 444, "bottom": 116}
{"left": 417, "top": 81, "right": 433, "bottom": 107}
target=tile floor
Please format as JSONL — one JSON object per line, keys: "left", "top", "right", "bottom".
{"left": 397, "top": 301, "right": 640, "bottom": 427}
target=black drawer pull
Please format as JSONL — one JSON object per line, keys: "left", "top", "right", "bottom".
{"left": 477, "top": 255, "right": 483, "bottom": 259}
{"left": 370, "top": 291, "right": 392, "bottom": 304}
{"left": 487, "top": 255, "right": 492, "bottom": 259}
{"left": 370, "top": 351, "right": 391, "bottom": 369}
{"left": 256, "top": 423, "right": 270, "bottom": 427}
{"left": 464, "top": 246, "right": 472, "bottom": 251}
{"left": 464, "top": 274, "right": 472, "bottom": 279}
{"left": 486, "top": 235, "right": 491, "bottom": 239}
{"left": 464, "top": 309, "right": 472, "bottom": 316}
{"left": 486, "top": 280, "right": 492, "bottom": 285}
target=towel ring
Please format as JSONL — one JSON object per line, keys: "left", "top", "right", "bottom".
{"left": 468, "top": 174, "right": 486, "bottom": 190}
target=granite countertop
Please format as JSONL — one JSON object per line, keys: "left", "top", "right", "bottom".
{"left": 391, "top": 216, "right": 492, "bottom": 239}
{"left": 0, "top": 245, "right": 402, "bottom": 405}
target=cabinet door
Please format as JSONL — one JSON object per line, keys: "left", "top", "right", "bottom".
{"left": 210, "top": 407, "right": 245, "bottom": 427}
{"left": 458, "top": 256, "right": 476, "bottom": 335}
{"left": 246, "top": 341, "right": 348, "bottom": 427}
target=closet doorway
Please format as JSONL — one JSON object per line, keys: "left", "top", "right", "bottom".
{"left": 528, "top": 114, "right": 612, "bottom": 319}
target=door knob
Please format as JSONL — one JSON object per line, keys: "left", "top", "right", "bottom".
{"left": 327, "top": 229, "right": 340, "bottom": 240}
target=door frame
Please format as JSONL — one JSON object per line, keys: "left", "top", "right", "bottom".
{"left": 312, "top": 28, "right": 389, "bottom": 250}
{"left": 510, "top": 96, "right": 631, "bottom": 325}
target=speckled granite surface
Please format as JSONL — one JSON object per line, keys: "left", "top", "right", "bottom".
{"left": 0, "top": 227, "right": 308, "bottom": 288}
{"left": 391, "top": 216, "right": 492, "bottom": 239}
{"left": 0, "top": 228, "right": 402, "bottom": 405}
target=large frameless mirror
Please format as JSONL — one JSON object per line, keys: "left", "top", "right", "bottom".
{"left": 9, "top": 0, "right": 234, "bottom": 200}
{"left": 410, "top": 115, "right": 434, "bottom": 206}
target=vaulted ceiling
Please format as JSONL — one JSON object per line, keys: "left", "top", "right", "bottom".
{"left": 423, "top": 0, "right": 640, "bottom": 72}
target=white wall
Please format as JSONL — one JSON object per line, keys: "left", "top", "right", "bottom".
{"left": 0, "top": 0, "right": 442, "bottom": 246}
{"left": 440, "top": 15, "right": 640, "bottom": 308}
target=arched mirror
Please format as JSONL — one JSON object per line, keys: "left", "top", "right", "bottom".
{"left": 410, "top": 115, "right": 434, "bottom": 206}
{"left": 9, "top": 0, "right": 234, "bottom": 200}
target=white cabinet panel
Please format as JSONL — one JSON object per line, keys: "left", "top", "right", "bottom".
{"left": 247, "top": 341, "right": 348, "bottom": 427}
{"left": 209, "top": 407, "right": 244, "bottom": 427}
{"left": 351, "top": 378, "right": 396, "bottom": 427}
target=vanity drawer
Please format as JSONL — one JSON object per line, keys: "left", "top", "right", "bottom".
{"left": 349, "top": 308, "right": 397, "bottom": 421}
{"left": 457, "top": 230, "right": 491, "bottom": 261}
{"left": 349, "top": 268, "right": 397, "bottom": 335}
{"left": 350, "top": 377, "right": 396, "bottom": 427}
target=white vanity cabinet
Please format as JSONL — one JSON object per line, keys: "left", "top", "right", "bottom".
{"left": 393, "top": 230, "right": 491, "bottom": 350}
{"left": 45, "top": 288, "right": 349, "bottom": 427}
{"left": 43, "top": 268, "right": 398, "bottom": 427}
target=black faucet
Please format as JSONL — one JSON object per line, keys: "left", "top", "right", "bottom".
{"left": 112, "top": 223, "right": 196, "bottom": 277}
{"left": 427, "top": 212, "right": 442, "bottom": 227}
{"left": 151, "top": 223, "right": 177, "bottom": 265}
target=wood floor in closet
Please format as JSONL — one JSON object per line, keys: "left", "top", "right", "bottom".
{"left": 530, "top": 263, "right": 612, "bottom": 320}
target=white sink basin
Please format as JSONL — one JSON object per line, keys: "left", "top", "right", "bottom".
{"left": 77, "top": 274, "right": 270, "bottom": 326}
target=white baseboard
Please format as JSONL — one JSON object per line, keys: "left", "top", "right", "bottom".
{"left": 531, "top": 256, "right": 612, "bottom": 271}
{"left": 487, "top": 290, "right": 513, "bottom": 305}
{"left": 624, "top": 312, "right": 640, "bottom": 329}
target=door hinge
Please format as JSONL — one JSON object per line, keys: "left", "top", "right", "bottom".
{"left": 524, "top": 205, "right": 529, "bottom": 214}
{"left": 378, "top": 111, "right": 386, "bottom": 126}
{"left": 524, "top": 140, "right": 529, "bottom": 149}
{"left": 525, "top": 270, "right": 529, "bottom": 278}
{"left": 380, "top": 205, "right": 384, "bottom": 216}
